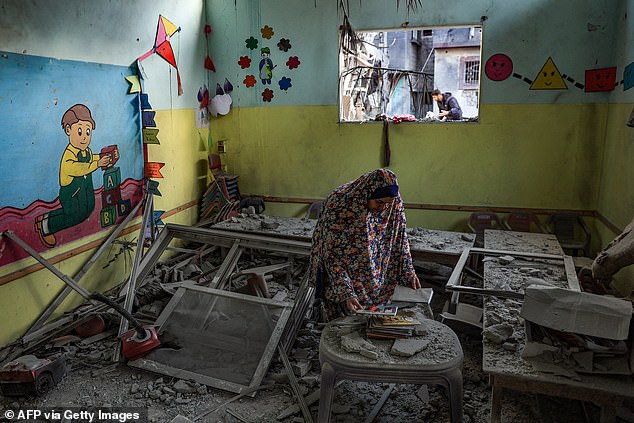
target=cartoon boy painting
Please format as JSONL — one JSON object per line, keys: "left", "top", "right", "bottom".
{"left": 259, "top": 47, "right": 275, "bottom": 85}
{"left": 35, "top": 104, "right": 116, "bottom": 248}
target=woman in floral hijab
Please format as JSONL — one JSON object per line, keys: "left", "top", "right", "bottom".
{"left": 309, "top": 169, "right": 420, "bottom": 320}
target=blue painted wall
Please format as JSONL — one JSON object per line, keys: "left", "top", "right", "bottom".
{"left": 206, "top": 0, "right": 628, "bottom": 107}
{"left": 0, "top": 51, "right": 142, "bottom": 208}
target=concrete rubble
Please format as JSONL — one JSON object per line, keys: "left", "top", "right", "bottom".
{"left": 0, "top": 237, "right": 623, "bottom": 423}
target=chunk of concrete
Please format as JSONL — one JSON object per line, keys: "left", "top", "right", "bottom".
{"left": 359, "top": 348, "right": 378, "bottom": 360}
{"left": 390, "top": 338, "right": 430, "bottom": 357}
{"left": 340, "top": 331, "right": 377, "bottom": 353}
{"left": 521, "top": 286, "right": 632, "bottom": 340}
{"left": 292, "top": 360, "right": 312, "bottom": 377}
{"left": 483, "top": 323, "right": 514, "bottom": 344}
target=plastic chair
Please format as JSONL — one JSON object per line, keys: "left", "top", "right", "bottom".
{"left": 549, "top": 212, "right": 591, "bottom": 257}
{"left": 503, "top": 211, "right": 546, "bottom": 233}
{"left": 467, "top": 212, "right": 502, "bottom": 247}
{"left": 208, "top": 154, "right": 241, "bottom": 202}
{"left": 318, "top": 316, "right": 463, "bottom": 423}
{"left": 305, "top": 201, "right": 324, "bottom": 219}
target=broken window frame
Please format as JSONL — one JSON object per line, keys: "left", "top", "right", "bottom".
{"left": 128, "top": 284, "right": 294, "bottom": 394}
{"left": 131, "top": 223, "right": 311, "bottom": 292}
{"left": 125, "top": 223, "right": 315, "bottom": 394}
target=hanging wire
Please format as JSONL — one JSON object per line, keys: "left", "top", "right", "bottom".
{"left": 396, "top": 0, "right": 423, "bottom": 15}
{"left": 337, "top": 0, "right": 423, "bottom": 16}
{"left": 338, "top": 0, "right": 361, "bottom": 55}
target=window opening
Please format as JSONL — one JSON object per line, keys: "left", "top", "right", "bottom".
{"left": 339, "top": 25, "right": 482, "bottom": 123}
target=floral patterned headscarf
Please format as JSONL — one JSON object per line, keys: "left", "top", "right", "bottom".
{"left": 309, "top": 169, "right": 417, "bottom": 315}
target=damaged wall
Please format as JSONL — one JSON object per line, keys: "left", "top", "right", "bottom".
{"left": 0, "top": 0, "right": 208, "bottom": 346}
{"left": 205, "top": 0, "right": 622, "bottom": 234}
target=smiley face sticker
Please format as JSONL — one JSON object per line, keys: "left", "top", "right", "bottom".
{"left": 585, "top": 67, "right": 616, "bottom": 92}
{"left": 530, "top": 57, "right": 567, "bottom": 90}
{"left": 485, "top": 53, "right": 513, "bottom": 81}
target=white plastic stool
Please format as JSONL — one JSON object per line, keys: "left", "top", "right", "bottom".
{"left": 318, "top": 317, "right": 464, "bottom": 422}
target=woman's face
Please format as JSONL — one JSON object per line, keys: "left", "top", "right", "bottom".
{"left": 367, "top": 196, "right": 395, "bottom": 213}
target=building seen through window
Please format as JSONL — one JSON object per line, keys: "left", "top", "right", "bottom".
{"left": 339, "top": 25, "right": 482, "bottom": 122}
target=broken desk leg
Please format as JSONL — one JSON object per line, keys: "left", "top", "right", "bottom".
{"left": 278, "top": 345, "right": 314, "bottom": 423}
{"left": 490, "top": 377, "right": 502, "bottom": 423}
{"left": 363, "top": 383, "right": 396, "bottom": 423}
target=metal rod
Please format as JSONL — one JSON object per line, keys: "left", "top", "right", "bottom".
{"left": 117, "top": 192, "right": 153, "bottom": 337}
{"left": 278, "top": 346, "right": 314, "bottom": 423}
{"left": 364, "top": 384, "right": 395, "bottom": 423}
{"left": 25, "top": 198, "right": 144, "bottom": 335}
{"left": 2, "top": 231, "right": 92, "bottom": 299}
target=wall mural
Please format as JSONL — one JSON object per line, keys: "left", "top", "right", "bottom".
{"left": 0, "top": 51, "right": 144, "bottom": 268}
{"left": 484, "top": 53, "right": 633, "bottom": 93}
{"left": 239, "top": 25, "right": 301, "bottom": 102}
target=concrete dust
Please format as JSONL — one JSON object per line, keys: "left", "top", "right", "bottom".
{"left": 0, "top": 244, "right": 599, "bottom": 423}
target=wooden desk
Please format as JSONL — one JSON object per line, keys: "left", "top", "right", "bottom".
{"left": 482, "top": 229, "right": 634, "bottom": 423}
{"left": 212, "top": 215, "right": 316, "bottom": 241}
{"left": 212, "top": 215, "right": 475, "bottom": 266}
{"left": 407, "top": 227, "right": 475, "bottom": 266}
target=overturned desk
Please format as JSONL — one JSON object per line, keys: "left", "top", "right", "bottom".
{"left": 482, "top": 229, "right": 634, "bottom": 423}
{"left": 211, "top": 215, "right": 475, "bottom": 266}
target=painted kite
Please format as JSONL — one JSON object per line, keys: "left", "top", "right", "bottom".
{"left": 138, "top": 15, "right": 183, "bottom": 95}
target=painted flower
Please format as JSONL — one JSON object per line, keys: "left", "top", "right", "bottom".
{"left": 244, "top": 75, "right": 257, "bottom": 88}
{"left": 262, "top": 88, "right": 274, "bottom": 102}
{"left": 238, "top": 56, "right": 252, "bottom": 69}
{"left": 279, "top": 77, "right": 292, "bottom": 91}
{"left": 277, "top": 38, "right": 291, "bottom": 52}
{"left": 261, "top": 25, "right": 274, "bottom": 39}
{"left": 245, "top": 36, "right": 258, "bottom": 50}
{"left": 286, "top": 56, "right": 301, "bottom": 69}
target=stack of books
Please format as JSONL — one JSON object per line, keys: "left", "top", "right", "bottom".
{"left": 365, "top": 309, "right": 421, "bottom": 340}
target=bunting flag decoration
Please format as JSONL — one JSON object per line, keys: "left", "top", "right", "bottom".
{"left": 144, "top": 162, "right": 165, "bottom": 178}
{"left": 148, "top": 180, "right": 162, "bottom": 196}
{"left": 125, "top": 75, "right": 141, "bottom": 94}
{"left": 138, "top": 15, "right": 183, "bottom": 95}
{"left": 142, "top": 111, "right": 156, "bottom": 128}
{"left": 153, "top": 210, "right": 166, "bottom": 226}
{"left": 143, "top": 128, "right": 160, "bottom": 145}
{"left": 140, "top": 93, "right": 152, "bottom": 110}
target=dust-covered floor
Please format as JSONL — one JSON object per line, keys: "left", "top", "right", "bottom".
{"left": 0, "top": 249, "right": 626, "bottom": 423}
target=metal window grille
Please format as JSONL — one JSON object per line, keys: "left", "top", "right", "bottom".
{"left": 464, "top": 60, "right": 480, "bottom": 85}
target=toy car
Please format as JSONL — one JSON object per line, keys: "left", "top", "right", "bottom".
{"left": 0, "top": 355, "right": 66, "bottom": 396}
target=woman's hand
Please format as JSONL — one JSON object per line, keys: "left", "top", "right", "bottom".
{"left": 411, "top": 275, "right": 421, "bottom": 290}
{"left": 346, "top": 297, "right": 363, "bottom": 312}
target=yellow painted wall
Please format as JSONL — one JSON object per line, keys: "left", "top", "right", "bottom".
{"left": 211, "top": 103, "right": 607, "bottom": 231}
{"left": 0, "top": 108, "right": 204, "bottom": 347}
{"left": 150, "top": 109, "right": 210, "bottom": 217}
{"left": 0, "top": 231, "right": 138, "bottom": 345}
